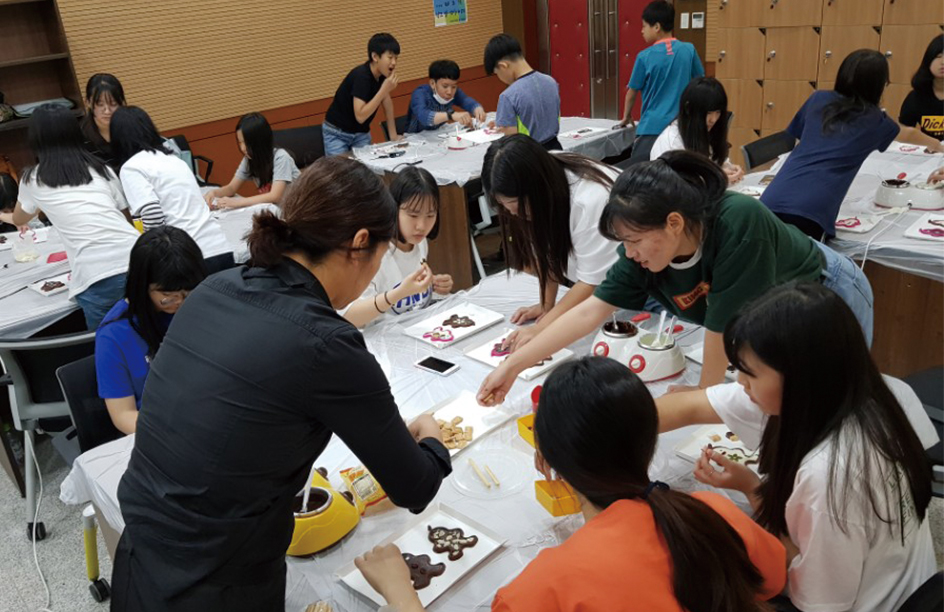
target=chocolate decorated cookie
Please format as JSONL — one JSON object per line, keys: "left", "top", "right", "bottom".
{"left": 443, "top": 315, "right": 475, "bottom": 328}
{"left": 41, "top": 280, "right": 64, "bottom": 292}
{"left": 428, "top": 525, "right": 478, "bottom": 560}
{"left": 401, "top": 552, "right": 446, "bottom": 590}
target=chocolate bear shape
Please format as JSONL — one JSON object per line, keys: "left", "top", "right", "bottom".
{"left": 443, "top": 315, "right": 475, "bottom": 328}
{"left": 427, "top": 525, "right": 479, "bottom": 560}
{"left": 401, "top": 552, "right": 446, "bottom": 590}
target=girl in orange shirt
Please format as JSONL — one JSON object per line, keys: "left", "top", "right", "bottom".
{"left": 355, "top": 356, "right": 787, "bottom": 612}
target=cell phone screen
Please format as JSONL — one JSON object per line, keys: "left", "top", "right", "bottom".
{"left": 416, "top": 357, "right": 456, "bottom": 374}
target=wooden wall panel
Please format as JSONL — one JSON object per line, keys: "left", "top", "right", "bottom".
{"left": 57, "top": 0, "right": 503, "bottom": 131}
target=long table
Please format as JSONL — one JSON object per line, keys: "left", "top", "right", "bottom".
{"left": 61, "top": 272, "right": 725, "bottom": 612}
{"left": 355, "top": 117, "right": 635, "bottom": 291}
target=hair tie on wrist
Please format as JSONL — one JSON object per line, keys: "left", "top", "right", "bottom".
{"left": 642, "top": 480, "right": 669, "bottom": 500}
{"left": 383, "top": 291, "right": 393, "bottom": 306}
{"left": 373, "top": 294, "right": 383, "bottom": 314}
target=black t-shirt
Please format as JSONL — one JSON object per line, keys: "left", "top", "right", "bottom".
{"left": 325, "top": 62, "right": 385, "bottom": 134}
{"left": 899, "top": 89, "right": 944, "bottom": 140}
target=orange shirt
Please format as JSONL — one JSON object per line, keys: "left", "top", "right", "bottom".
{"left": 492, "top": 492, "right": 786, "bottom": 612}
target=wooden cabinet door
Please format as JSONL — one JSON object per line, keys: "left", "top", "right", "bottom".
{"left": 765, "top": 27, "right": 820, "bottom": 81}
{"left": 818, "top": 26, "right": 881, "bottom": 83}
{"left": 882, "top": 0, "right": 944, "bottom": 25}
{"left": 822, "top": 0, "right": 884, "bottom": 26}
{"left": 760, "top": 0, "right": 824, "bottom": 27}
{"left": 762, "top": 80, "right": 815, "bottom": 132}
{"left": 882, "top": 83, "right": 911, "bottom": 120}
{"left": 720, "top": 78, "right": 764, "bottom": 130}
{"left": 714, "top": 0, "right": 764, "bottom": 27}
{"left": 881, "top": 25, "right": 944, "bottom": 84}
{"left": 728, "top": 126, "right": 761, "bottom": 168}
{"left": 715, "top": 28, "right": 766, "bottom": 80}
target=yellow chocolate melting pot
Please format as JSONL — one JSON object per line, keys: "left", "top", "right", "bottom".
{"left": 287, "top": 468, "right": 363, "bottom": 557}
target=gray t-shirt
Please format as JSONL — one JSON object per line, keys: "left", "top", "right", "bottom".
{"left": 235, "top": 148, "right": 300, "bottom": 189}
{"left": 494, "top": 71, "right": 561, "bottom": 144}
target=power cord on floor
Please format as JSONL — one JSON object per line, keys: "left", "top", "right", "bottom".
{"left": 25, "top": 433, "right": 55, "bottom": 612}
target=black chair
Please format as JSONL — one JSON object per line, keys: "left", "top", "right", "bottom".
{"left": 273, "top": 124, "right": 325, "bottom": 169}
{"left": 741, "top": 131, "right": 796, "bottom": 171}
{"left": 56, "top": 355, "right": 121, "bottom": 454}
{"left": 170, "top": 135, "right": 216, "bottom": 186}
{"left": 904, "top": 368, "right": 944, "bottom": 498}
{"left": 380, "top": 115, "right": 411, "bottom": 141}
{"left": 897, "top": 572, "right": 943, "bottom": 612}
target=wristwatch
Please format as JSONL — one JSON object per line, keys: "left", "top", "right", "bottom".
{"left": 446, "top": 108, "right": 454, "bottom": 121}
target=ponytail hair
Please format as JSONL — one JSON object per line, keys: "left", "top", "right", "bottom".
{"left": 535, "top": 357, "right": 769, "bottom": 612}
{"left": 822, "top": 49, "right": 889, "bottom": 133}
{"left": 599, "top": 150, "right": 726, "bottom": 240}
{"left": 247, "top": 156, "right": 396, "bottom": 267}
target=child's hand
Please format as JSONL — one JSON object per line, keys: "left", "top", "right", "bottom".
{"left": 203, "top": 190, "right": 218, "bottom": 207}
{"left": 616, "top": 117, "right": 635, "bottom": 129}
{"left": 354, "top": 544, "right": 419, "bottom": 606}
{"left": 510, "top": 303, "right": 547, "bottom": 325}
{"left": 473, "top": 107, "right": 487, "bottom": 124}
{"left": 504, "top": 326, "right": 539, "bottom": 353}
{"left": 930, "top": 168, "right": 944, "bottom": 184}
{"left": 693, "top": 447, "right": 760, "bottom": 495}
{"left": 215, "top": 196, "right": 238, "bottom": 210}
{"left": 723, "top": 163, "right": 745, "bottom": 184}
{"left": 453, "top": 111, "right": 473, "bottom": 127}
{"left": 399, "top": 263, "right": 433, "bottom": 297}
{"left": 432, "top": 273, "right": 453, "bottom": 294}
{"left": 408, "top": 414, "right": 443, "bottom": 443}
{"left": 382, "top": 71, "right": 400, "bottom": 95}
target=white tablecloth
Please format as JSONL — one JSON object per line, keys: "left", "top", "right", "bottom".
{"left": 354, "top": 116, "right": 635, "bottom": 187}
{"left": 61, "top": 271, "right": 726, "bottom": 612}
{"left": 739, "top": 145, "right": 944, "bottom": 282}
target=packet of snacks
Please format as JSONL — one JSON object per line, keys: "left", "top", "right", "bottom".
{"left": 339, "top": 465, "right": 388, "bottom": 514}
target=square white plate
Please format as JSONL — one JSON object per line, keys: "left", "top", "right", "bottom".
{"left": 336, "top": 504, "right": 506, "bottom": 608}
{"left": 403, "top": 302, "right": 504, "bottom": 349}
{"left": 464, "top": 328, "right": 574, "bottom": 381}
{"left": 903, "top": 213, "right": 944, "bottom": 242}
{"left": 683, "top": 342, "right": 737, "bottom": 381}
{"left": 28, "top": 272, "right": 70, "bottom": 296}
{"left": 674, "top": 425, "right": 759, "bottom": 472}
{"left": 835, "top": 213, "right": 882, "bottom": 234}
{"left": 427, "top": 391, "right": 516, "bottom": 456}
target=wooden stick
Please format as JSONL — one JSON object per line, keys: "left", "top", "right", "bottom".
{"left": 468, "top": 459, "right": 491, "bottom": 489}
{"left": 484, "top": 464, "right": 500, "bottom": 487}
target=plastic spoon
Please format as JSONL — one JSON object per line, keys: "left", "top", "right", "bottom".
{"left": 301, "top": 462, "right": 319, "bottom": 513}
{"left": 654, "top": 311, "right": 667, "bottom": 348}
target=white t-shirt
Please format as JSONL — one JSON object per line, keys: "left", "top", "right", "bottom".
{"left": 705, "top": 379, "right": 939, "bottom": 612}
{"left": 649, "top": 121, "right": 732, "bottom": 165}
{"left": 120, "top": 151, "right": 231, "bottom": 259}
{"left": 563, "top": 166, "right": 620, "bottom": 286}
{"left": 359, "top": 239, "right": 431, "bottom": 315}
{"left": 18, "top": 168, "right": 139, "bottom": 298}
{"left": 235, "top": 148, "right": 300, "bottom": 189}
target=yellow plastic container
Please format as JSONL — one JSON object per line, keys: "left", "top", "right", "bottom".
{"left": 287, "top": 470, "right": 362, "bottom": 556}
{"left": 517, "top": 414, "right": 535, "bottom": 447}
{"left": 535, "top": 480, "right": 581, "bottom": 516}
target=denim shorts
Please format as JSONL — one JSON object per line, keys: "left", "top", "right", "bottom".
{"left": 813, "top": 240, "right": 874, "bottom": 347}
{"left": 74, "top": 273, "right": 127, "bottom": 330}
{"left": 322, "top": 122, "right": 372, "bottom": 157}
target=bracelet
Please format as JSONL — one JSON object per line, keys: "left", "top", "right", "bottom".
{"left": 383, "top": 291, "right": 393, "bottom": 306}
{"left": 373, "top": 294, "right": 384, "bottom": 314}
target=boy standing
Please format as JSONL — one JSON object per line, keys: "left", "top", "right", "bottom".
{"left": 619, "top": 1, "right": 704, "bottom": 163}
{"left": 324, "top": 33, "right": 401, "bottom": 156}
{"left": 406, "top": 60, "right": 486, "bottom": 133}
{"left": 484, "top": 34, "right": 562, "bottom": 150}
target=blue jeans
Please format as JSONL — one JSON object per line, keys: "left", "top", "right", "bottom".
{"left": 74, "top": 273, "right": 127, "bottom": 330}
{"left": 813, "top": 240, "right": 874, "bottom": 347}
{"left": 322, "top": 122, "right": 371, "bottom": 156}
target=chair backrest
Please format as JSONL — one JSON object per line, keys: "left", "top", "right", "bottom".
{"left": 273, "top": 125, "right": 325, "bottom": 169}
{"left": 381, "top": 115, "right": 410, "bottom": 141}
{"left": 740, "top": 131, "right": 796, "bottom": 171}
{"left": 56, "top": 355, "right": 122, "bottom": 453}
{"left": 897, "top": 572, "right": 943, "bottom": 612}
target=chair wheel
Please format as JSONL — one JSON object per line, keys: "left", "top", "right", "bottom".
{"left": 89, "top": 578, "right": 110, "bottom": 602}
{"left": 27, "top": 521, "right": 46, "bottom": 541}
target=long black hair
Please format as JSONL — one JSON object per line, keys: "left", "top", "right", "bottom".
{"left": 822, "top": 49, "right": 889, "bottom": 133}
{"left": 724, "top": 282, "right": 932, "bottom": 539}
{"left": 110, "top": 106, "right": 169, "bottom": 167}
{"left": 0, "top": 172, "right": 17, "bottom": 210}
{"left": 911, "top": 35, "right": 944, "bottom": 96}
{"left": 22, "top": 104, "right": 112, "bottom": 188}
{"left": 81, "top": 73, "right": 125, "bottom": 142}
{"left": 121, "top": 226, "right": 207, "bottom": 358}
{"left": 236, "top": 113, "right": 274, "bottom": 187}
{"left": 678, "top": 77, "right": 730, "bottom": 166}
{"left": 599, "top": 150, "right": 726, "bottom": 241}
{"left": 389, "top": 166, "right": 440, "bottom": 242}
{"left": 535, "top": 357, "right": 769, "bottom": 612}
{"left": 482, "top": 135, "right": 614, "bottom": 306}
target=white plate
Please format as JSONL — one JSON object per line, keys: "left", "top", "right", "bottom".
{"left": 903, "top": 213, "right": 944, "bottom": 242}
{"left": 683, "top": 342, "right": 737, "bottom": 381}
{"left": 427, "top": 391, "right": 516, "bottom": 457}
{"left": 464, "top": 328, "right": 573, "bottom": 381}
{"left": 336, "top": 504, "right": 506, "bottom": 608}
{"left": 451, "top": 447, "right": 531, "bottom": 500}
{"left": 403, "top": 302, "right": 504, "bottom": 349}
{"left": 28, "top": 272, "right": 70, "bottom": 296}
{"left": 559, "top": 126, "right": 607, "bottom": 139}
{"left": 835, "top": 214, "right": 882, "bottom": 234}
{"left": 674, "top": 425, "right": 759, "bottom": 472}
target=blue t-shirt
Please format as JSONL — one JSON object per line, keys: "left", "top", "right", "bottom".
{"left": 628, "top": 38, "right": 704, "bottom": 136}
{"left": 760, "top": 90, "right": 899, "bottom": 237}
{"left": 95, "top": 300, "right": 168, "bottom": 409}
{"left": 406, "top": 85, "right": 482, "bottom": 133}
{"left": 495, "top": 71, "right": 561, "bottom": 144}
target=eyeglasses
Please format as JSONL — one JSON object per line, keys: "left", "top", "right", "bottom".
{"left": 158, "top": 290, "right": 190, "bottom": 307}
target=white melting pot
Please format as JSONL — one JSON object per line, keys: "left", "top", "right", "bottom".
{"left": 590, "top": 321, "right": 686, "bottom": 383}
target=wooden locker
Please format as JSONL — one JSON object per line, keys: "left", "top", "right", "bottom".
{"left": 760, "top": 0, "right": 824, "bottom": 27}
{"left": 720, "top": 78, "right": 763, "bottom": 130}
{"left": 817, "top": 80, "right": 834, "bottom": 91}
{"left": 765, "top": 27, "right": 821, "bottom": 81}
{"left": 818, "top": 26, "right": 881, "bottom": 83}
{"left": 882, "top": 83, "right": 911, "bottom": 120}
{"left": 881, "top": 25, "right": 944, "bottom": 84}
{"left": 728, "top": 126, "right": 760, "bottom": 168}
{"left": 881, "top": 0, "right": 944, "bottom": 26}
{"left": 715, "top": 28, "right": 766, "bottom": 80}
{"left": 761, "top": 80, "right": 815, "bottom": 132}
{"left": 714, "top": 0, "right": 764, "bottom": 28}
{"left": 822, "top": 0, "right": 884, "bottom": 26}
